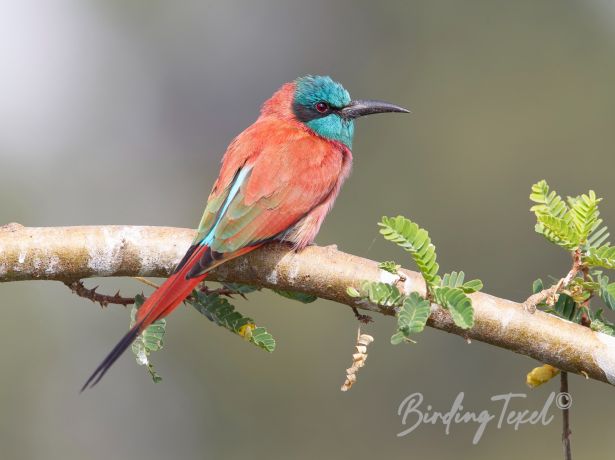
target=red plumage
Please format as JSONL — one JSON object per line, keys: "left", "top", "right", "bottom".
{"left": 82, "top": 81, "right": 353, "bottom": 390}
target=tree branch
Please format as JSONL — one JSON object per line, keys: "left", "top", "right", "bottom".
{"left": 2, "top": 223, "right": 615, "bottom": 387}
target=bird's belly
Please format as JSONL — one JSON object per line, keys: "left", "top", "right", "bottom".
{"left": 281, "top": 200, "right": 331, "bottom": 249}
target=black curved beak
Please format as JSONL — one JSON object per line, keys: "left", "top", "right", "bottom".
{"left": 340, "top": 99, "right": 411, "bottom": 120}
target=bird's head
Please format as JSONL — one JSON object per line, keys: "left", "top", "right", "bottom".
{"left": 289, "top": 75, "right": 410, "bottom": 148}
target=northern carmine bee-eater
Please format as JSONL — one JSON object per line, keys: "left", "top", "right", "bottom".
{"left": 82, "top": 75, "right": 409, "bottom": 390}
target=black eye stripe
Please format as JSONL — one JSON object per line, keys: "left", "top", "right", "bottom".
{"left": 292, "top": 101, "right": 341, "bottom": 123}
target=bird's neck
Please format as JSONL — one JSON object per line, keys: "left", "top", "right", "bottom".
{"left": 260, "top": 83, "right": 297, "bottom": 120}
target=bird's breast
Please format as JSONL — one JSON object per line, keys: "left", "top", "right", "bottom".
{"left": 281, "top": 140, "right": 353, "bottom": 249}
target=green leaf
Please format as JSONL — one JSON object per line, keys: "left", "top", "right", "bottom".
{"left": 189, "top": 291, "right": 276, "bottom": 352}
{"left": 390, "top": 331, "right": 410, "bottom": 345}
{"left": 359, "top": 281, "right": 404, "bottom": 307}
{"left": 379, "top": 215, "right": 441, "bottom": 286}
{"left": 584, "top": 244, "right": 615, "bottom": 269}
{"left": 391, "top": 292, "right": 431, "bottom": 344}
{"left": 433, "top": 287, "right": 474, "bottom": 329}
{"left": 378, "top": 260, "right": 401, "bottom": 274}
{"left": 273, "top": 289, "right": 317, "bottom": 303}
{"left": 146, "top": 367, "right": 163, "bottom": 383}
{"left": 461, "top": 279, "right": 483, "bottom": 293}
{"left": 530, "top": 180, "right": 584, "bottom": 249}
{"left": 591, "top": 310, "right": 615, "bottom": 336}
{"left": 530, "top": 180, "right": 568, "bottom": 218}
{"left": 598, "top": 275, "right": 615, "bottom": 310}
{"left": 532, "top": 278, "right": 544, "bottom": 295}
{"left": 587, "top": 225, "right": 610, "bottom": 249}
{"left": 569, "top": 277, "right": 599, "bottom": 293}
{"left": 130, "top": 294, "right": 166, "bottom": 383}
{"left": 535, "top": 214, "right": 580, "bottom": 249}
{"left": 441, "top": 271, "right": 464, "bottom": 288}
{"left": 568, "top": 191, "right": 602, "bottom": 242}
{"left": 441, "top": 271, "right": 483, "bottom": 293}
{"left": 346, "top": 286, "right": 361, "bottom": 298}
{"left": 248, "top": 327, "right": 276, "bottom": 352}
{"left": 546, "top": 293, "right": 577, "bottom": 321}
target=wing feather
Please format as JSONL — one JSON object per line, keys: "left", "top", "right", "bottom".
{"left": 187, "top": 120, "right": 345, "bottom": 277}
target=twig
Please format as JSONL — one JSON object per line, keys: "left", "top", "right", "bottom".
{"left": 561, "top": 371, "right": 572, "bottom": 460}
{"left": 579, "top": 267, "right": 592, "bottom": 328}
{"left": 522, "top": 249, "right": 583, "bottom": 312}
{"left": 133, "top": 276, "right": 160, "bottom": 290}
{"left": 64, "top": 280, "right": 135, "bottom": 307}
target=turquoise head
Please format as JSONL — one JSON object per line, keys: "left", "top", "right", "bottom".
{"left": 292, "top": 75, "right": 409, "bottom": 149}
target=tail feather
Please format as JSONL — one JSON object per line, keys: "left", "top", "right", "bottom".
{"left": 81, "top": 245, "right": 210, "bottom": 391}
{"left": 80, "top": 321, "right": 144, "bottom": 392}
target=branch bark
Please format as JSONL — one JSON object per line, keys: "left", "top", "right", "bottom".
{"left": 2, "top": 223, "right": 615, "bottom": 387}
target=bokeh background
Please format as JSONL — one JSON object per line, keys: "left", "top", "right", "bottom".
{"left": 1, "top": 0, "right": 615, "bottom": 458}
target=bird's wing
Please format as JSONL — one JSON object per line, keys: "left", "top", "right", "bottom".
{"left": 180, "top": 122, "right": 344, "bottom": 278}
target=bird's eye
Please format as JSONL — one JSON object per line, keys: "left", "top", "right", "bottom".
{"left": 315, "top": 101, "right": 329, "bottom": 113}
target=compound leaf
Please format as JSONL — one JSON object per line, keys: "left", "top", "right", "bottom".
{"left": 130, "top": 294, "right": 166, "bottom": 383}
{"left": 379, "top": 216, "right": 441, "bottom": 286}
{"left": 189, "top": 291, "right": 276, "bottom": 352}
{"left": 391, "top": 292, "right": 431, "bottom": 344}
{"left": 434, "top": 286, "right": 474, "bottom": 329}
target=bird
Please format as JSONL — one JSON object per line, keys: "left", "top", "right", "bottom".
{"left": 82, "top": 75, "right": 409, "bottom": 391}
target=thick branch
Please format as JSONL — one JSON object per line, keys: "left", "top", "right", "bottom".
{"left": 2, "top": 223, "right": 615, "bottom": 387}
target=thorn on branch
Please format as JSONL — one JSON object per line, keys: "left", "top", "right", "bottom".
{"left": 351, "top": 306, "right": 373, "bottom": 324}
{"left": 64, "top": 280, "right": 135, "bottom": 308}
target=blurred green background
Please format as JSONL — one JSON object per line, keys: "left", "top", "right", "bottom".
{"left": 1, "top": 0, "right": 615, "bottom": 458}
